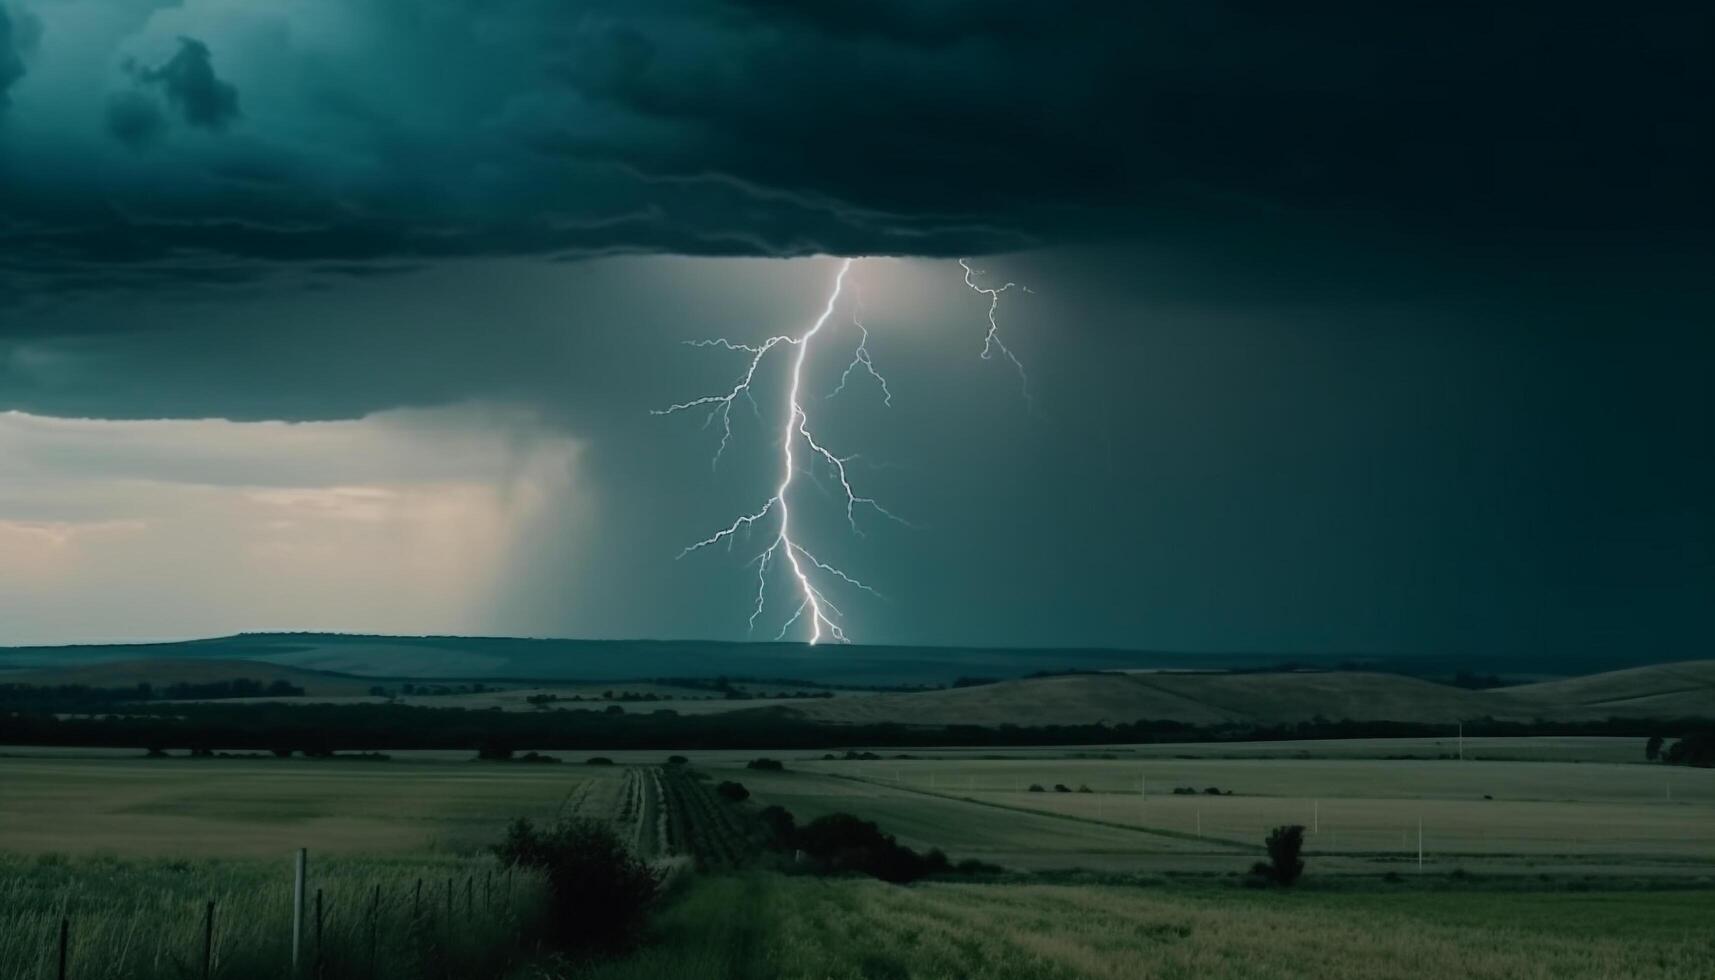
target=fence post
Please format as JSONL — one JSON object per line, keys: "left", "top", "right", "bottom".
{"left": 369, "top": 884, "right": 380, "bottom": 980}
{"left": 314, "top": 888, "right": 324, "bottom": 975}
{"left": 58, "top": 916, "right": 69, "bottom": 980}
{"left": 465, "top": 876, "right": 473, "bottom": 917}
{"left": 413, "top": 878, "right": 422, "bottom": 921}
{"left": 292, "top": 848, "right": 307, "bottom": 974}
{"left": 202, "top": 900, "right": 215, "bottom": 980}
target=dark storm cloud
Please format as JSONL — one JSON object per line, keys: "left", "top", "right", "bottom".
{"left": 105, "top": 90, "right": 165, "bottom": 149}
{"left": 130, "top": 36, "right": 238, "bottom": 131}
{"left": 0, "top": 3, "right": 40, "bottom": 106}
{"left": 0, "top": 1, "right": 1708, "bottom": 295}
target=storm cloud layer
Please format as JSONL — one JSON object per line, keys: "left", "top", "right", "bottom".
{"left": 0, "top": 3, "right": 1708, "bottom": 658}
{"left": 1, "top": 0, "right": 1709, "bottom": 297}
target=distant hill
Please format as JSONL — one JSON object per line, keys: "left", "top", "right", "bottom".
{"left": 0, "top": 631, "right": 1692, "bottom": 689}
{"left": 1496, "top": 661, "right": 1715, "bottom": 719}
{"left": 2, "top": 658, "right": 376, "bottom": 697}
{"left": 771, "top": 665, "right": 1715, "bottom": 728}
{"left": 0, "top": 632, "right": 1367, "bottom": 688}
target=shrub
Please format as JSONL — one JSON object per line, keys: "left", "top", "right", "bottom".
{"left": 1646, "top": 734, "right": 1663, "bottom": 761}
{"left": 1076, "top": 784, "right": 1093, "bottom": 793}
{"left": 493, "top": 817, "right": 661, "bottom": 952}
{"left": 517, "top": 751, "right": 561, "bottom": 764}
{"left": 476, "top": 739, "right": 515, "bottom": 761}
{"left": 1250, "top": 824, "right": 1306, "bottom": 887}
{"left": 586, "top": 756, "right": 615, "bottom": 766}
{"left": 715, "top": 780, "right": 750, "bottom": 802}
{"left": 1027, "top": 783, "right": 1046, "bottom": 792}
{"left": 758, "top": 804, "right": 798, "bottom": 847}
{"left": 747, "top": 757, "right": 785, "bottom": 771}
{"left": 1053, "top": 784, "right": 1071, "bottom": 793}
{"left": 792, "top": 813, "right": 941, "bottom": 884}
{"left": 665, "top": 755, "right": 689, "bottom": 765}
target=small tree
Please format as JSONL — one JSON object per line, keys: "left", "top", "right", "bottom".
{"left": 716, "top": 780, "right": 750, "bottom": 802}
{"left": 1646, "top": 734, "right": 1664, "bottom": 761}
{"left": 1251, "top": 824, "right": 1306, "bottom": 886}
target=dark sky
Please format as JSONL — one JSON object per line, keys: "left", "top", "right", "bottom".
{"left": 0, "top": 2, "right": 1710, "bottom": 660}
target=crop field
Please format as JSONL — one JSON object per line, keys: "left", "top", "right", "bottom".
{"left": 0, "top": 754, "right": 623, "bottom": 857}
{"left": 583, "top": 874, "right": 1715, "bottom": 980}
{"left": 704, "top": 752, "right": 1715, "bottom": 876}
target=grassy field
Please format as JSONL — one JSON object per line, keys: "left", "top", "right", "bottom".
{"left": 0, "top": 754, "right": 622, "bottom": 857}
{"left": 703, "top": 752, "right": 1715, "bottom": 877}
{"left": 0, "top": 853, "right": 548, "bottom": 979}
{"left": 3, "top": 739, "right": 1711, "bottom": 977}
{"left": 583, "top": 874, "right": 1715, "bottom": 980}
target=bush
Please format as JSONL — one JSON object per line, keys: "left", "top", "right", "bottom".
{"left": 747, "top": 757, "right": 785, "bottom": 771}
{"left": 665, "top": 755, "right": 688, "bottom": 765}
{"left": 476, "top": 738, "right": 515, "bottom": 761}
{"left": 1027, "top": 783, "right": 1045, "bottom": 792}
{"left": 1250, "top": 824, "right": 1306, "bottom": 886}
{"left": 1076, "top": 784, "right": 1093, "bottom": 793}
{"left": 586, "top": 756, "right": 615, "bottom": 766}
{"left": 1646, "top": 734, "right": 1663, "bottom": 761}
{"left": 792, "top": 813, "right": 943, "bottom": 884}
{"left": 493, "top": 817, "right": 661, "bottom": 952}
{"left": 758, "top": 805, "right": 797, "bottom": 847}
{"left": 715, "top": 780, "right": 750, "bottom": 802}
{"left": 1053, "top": 784, "right": 1071, "bottom": 793}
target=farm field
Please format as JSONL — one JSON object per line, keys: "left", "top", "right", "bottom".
{"left": 3, "top": 739, "right": 1711, "bottom": 875}
{"left": 0, "top": 754, "right": 620, "bottom": 857}
{"left": 2, "top": 739, "right": 1712, "bottom": 978}
{"left": 706, "top": 754, "right": 1715, "bottom": 877}
{"left": 584, "top": 874, "right": 1715, "bottom": 980}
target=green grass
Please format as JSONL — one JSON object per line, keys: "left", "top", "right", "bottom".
{"left": 0, "top": 853, "right": 547, "bottom": 980}
{"left": 0, "top": 755, "right": 625, "bottom": 857}
{"left": 581, "top": 874, "right": 1715, "bottom": 980}
{"left": 712, "top": 759, "right": 1715, "bottom": 876}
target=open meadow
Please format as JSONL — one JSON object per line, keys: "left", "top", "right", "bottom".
{"left": 2, "top": 738, "right": 1711, "bottom": 977}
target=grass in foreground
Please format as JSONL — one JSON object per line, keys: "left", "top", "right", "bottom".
{"left": 580, "top": 874, "right": 1715, "bottom": 980}
{"left": 0, "top": 854, "right": 548, "bottom": 980}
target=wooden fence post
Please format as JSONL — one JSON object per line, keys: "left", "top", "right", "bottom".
{"left": 413, "top": 878, "right": 422, "bottom": 921}
{"left": 292, "top": 848, "right": 307, "bottom": 974}
{"left": 314, "top": 888, "right": 324, "bottom": 975}
{"left": 202, "top": 900, "right": 215, "bottom": 979}
{"left": 57, "top": 916, "right": 69, "bottom": 980}
{"left": 368, "top": 884, "right": 380, "bottom": 980}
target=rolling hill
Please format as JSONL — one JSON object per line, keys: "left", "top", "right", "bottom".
{"left": 770, "top": 665, "right": 1715, "bottom": 728}
{"left": 0, "top": 633, "right": 1359, "bottom": 687}
{"left": 1, "top": 658, "right": 377, "bottom": 697}
{"left": 1496, "top": 661, "right": 1715, "bottom": 719}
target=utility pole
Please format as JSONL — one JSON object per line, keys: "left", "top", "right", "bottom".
{"left": 1458, "top": 722, "right": 1464, "bottom": 761}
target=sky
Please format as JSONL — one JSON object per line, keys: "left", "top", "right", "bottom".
{"left": 0, "top": 1, "right": 1710, "bottom": 659}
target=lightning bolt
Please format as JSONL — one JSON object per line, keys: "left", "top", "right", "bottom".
{"left": 959, "top": 257, "right": 1033, "bottom": 406}
{"left": 657, "top": 257, "right": 1030, "bottom": 644}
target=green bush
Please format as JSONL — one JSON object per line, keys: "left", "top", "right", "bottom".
{"left": 493, "top": 818, "right": 660, "bottom": 952}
